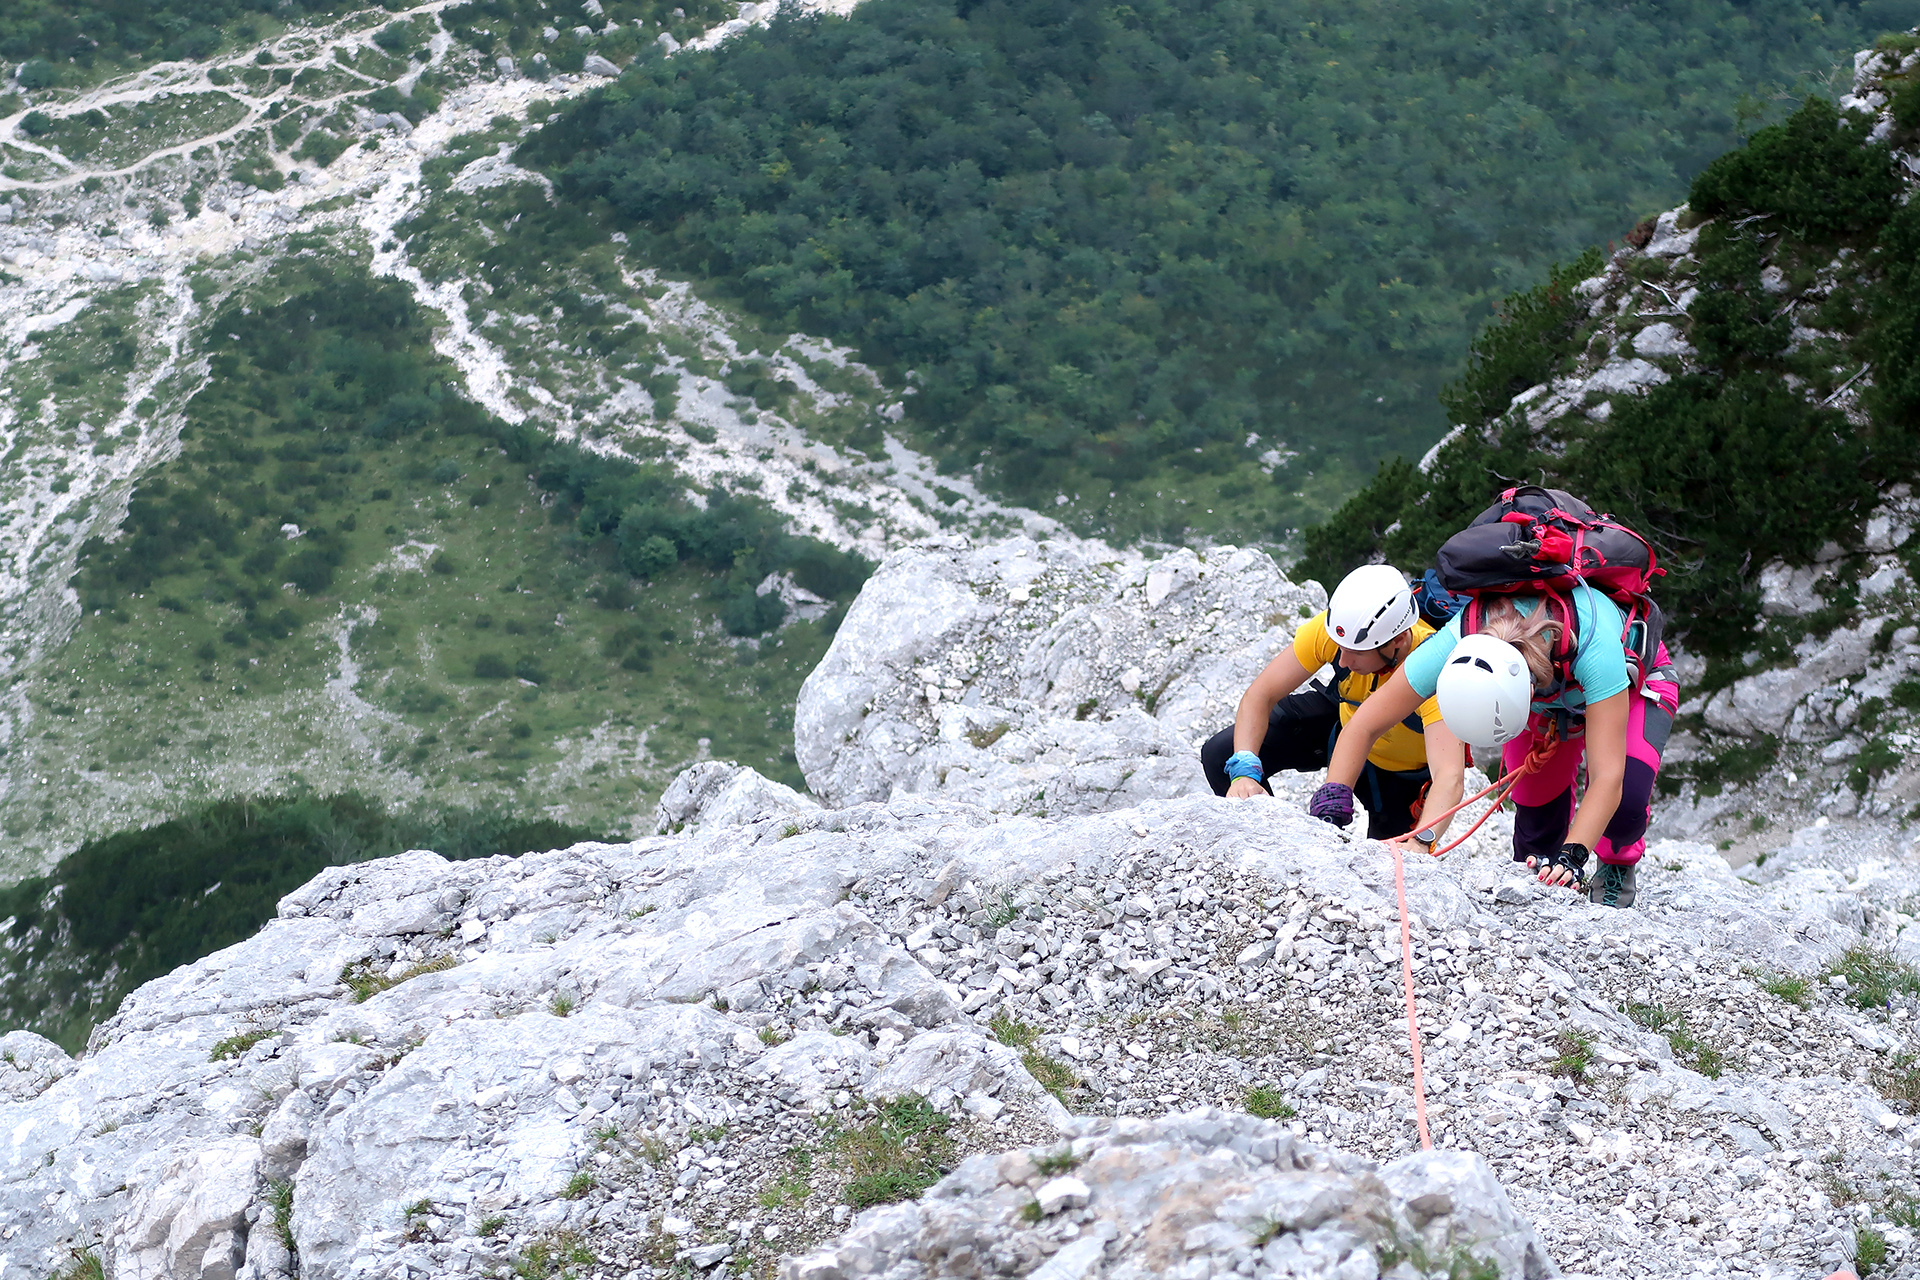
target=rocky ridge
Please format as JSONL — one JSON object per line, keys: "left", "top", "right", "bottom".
{"left": 3, "top": 535, "right": 1920, "bottom": 1280}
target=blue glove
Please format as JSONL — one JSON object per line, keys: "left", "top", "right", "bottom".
{"left": 1308, "top": 782, "right": 1355, "bottom": 828}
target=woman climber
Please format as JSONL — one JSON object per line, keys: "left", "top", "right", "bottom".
{"left": 1200, "top": 564, "right": 1468, "bottom": 842}
{"left": 1314, "top": 586, "right": 1680, "bottom": 909}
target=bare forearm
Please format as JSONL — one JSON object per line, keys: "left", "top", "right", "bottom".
{"left": 1568, "top": 769, "right": 1623, "bottom": 850}
{"left": 1232, "top": 689, "right": 1271, "bottom": 755}
{"left": 1416, "top": 766, "right": 1464, "bottom": 836}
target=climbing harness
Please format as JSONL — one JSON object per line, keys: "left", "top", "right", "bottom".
{"left": 1378, "top": 728, "right": 1563, "bottom": 1153}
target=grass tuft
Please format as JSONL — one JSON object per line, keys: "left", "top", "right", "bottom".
{"left": 341, "top": 953, "right": 458, "bottom": 1003}
{"left": 209, "top": 1025, "right": 276, "bottom": 1061}
{"left": 1825, "top": 945, "right": 1920, "bottom": 1010}
{"left": 838, "top": 1094, "right": 955, "bottom": 1208}
{"left": 987, "top": 1011, "right": 1041, "bottom": 1048}
{"left": 1245, "top": 1085, "right": 1296, "bottom": 1120}
{"left": 1033, "top": 1148, "right": 1080, "bottom": 1175}
{"left": 1748, "top": 967, "right": 1812, "bottom": 1009}
{"left": 1630, "top": 1002, "right": 1731, "bottom": 1077}
{"left": 50, "top": 1251, "right": 106, "bottom": 1280}
{"left": 1550, "top": 1030, "right": 1595, "bottom": 1083}
{"left": 267, "top": 1178, "right": 296, "bottom": 1254}
{"left": 1856, "top": 1225, "right": 1888, "bottom": 1276}
{"left": 1874, "top": 1051, "right": 1920, "bottom": 1111}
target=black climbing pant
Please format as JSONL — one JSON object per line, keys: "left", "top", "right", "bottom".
{"left": 1199, "top": 683, "right": 1430, "bottom": 840}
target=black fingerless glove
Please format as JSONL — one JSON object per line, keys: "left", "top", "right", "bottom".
{"left": 1547, "top": 842, "right": 1591, "bottom": 879}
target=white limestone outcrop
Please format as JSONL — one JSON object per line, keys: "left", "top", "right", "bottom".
{"left": 794, "top": 536, "right": 1323, "bottom": 816}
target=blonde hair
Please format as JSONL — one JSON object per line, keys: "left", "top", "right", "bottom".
{"left": 1477, "top": 597, "right": 1561, "bottom": 690}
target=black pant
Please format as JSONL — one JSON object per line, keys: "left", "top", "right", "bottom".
{"left": 1199, "top": 684, "right": 1429, "bottom": 840}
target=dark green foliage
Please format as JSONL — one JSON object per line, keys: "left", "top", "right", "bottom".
{"left": 1566, "top": 372, "right": 1872, "bottom": 657}
{"left": 19, "top": 110, "right": 51, "bottom": 137}
{"left": 0, "top": 1, "right": 358, "bottom": 70}
{"left": 1301, "top": 94, "right": 1920, "bottom": 662}
{"left": 1440, "top": 250, "right": 1606, "bottom": 428}
{"left": 1893, "top": 75, "right": 1920, "bottom": 131}
{"left": 620, "top": 532, "right": 676, "bottom": 578}
{"left": 1849, "top": 737, "right": 1902, "bottom": 794}
{"left": 15, "top": 56, "right": 58, "bottom": 88}
{"left": 0, "top": 792, "right": 602, "bottom": 1051}
{"left": 1891, "top": 677, "right": 1920, "bottom": 711}
{"left": 525, "top": 0, "right": 1919, "bottom": 539}
{"left": 1688, "top": 97, "right": 1899, "bottom": 240}
{"left": 1864, "top": 197, "right": 1920, "bottom": 464}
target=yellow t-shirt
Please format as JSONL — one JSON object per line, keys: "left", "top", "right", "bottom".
{"left": 1290, "top": 611, "right": 1444, "bottom": 774}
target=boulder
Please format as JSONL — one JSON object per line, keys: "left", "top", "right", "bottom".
{"left": 794, "top": 536, "right": 1322, "bottom": 813}
{"left": 652, "top": 759, "right": 818, "bottom": 833}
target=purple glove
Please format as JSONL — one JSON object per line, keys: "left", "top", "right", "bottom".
{"left": 1308, "top": 782, "right": 1355, "bottom": 829}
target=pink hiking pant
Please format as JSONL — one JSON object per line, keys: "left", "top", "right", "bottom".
{"left": 1499, "top": 647, "right": 1681, "bottom": 867}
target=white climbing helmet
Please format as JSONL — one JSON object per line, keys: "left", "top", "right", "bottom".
{"left": 1435, "top": 633, "right": 1535, "bottom": 749}
{"left": 1325, "top": 564, "right": 1417, "bottom": 651}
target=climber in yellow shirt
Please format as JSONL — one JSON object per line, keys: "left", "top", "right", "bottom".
{"left": 1200, "top": 565, "right": 1467, "bottom": 843}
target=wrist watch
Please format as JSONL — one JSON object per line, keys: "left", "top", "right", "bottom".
{"left": 1412, "top": 828, "right": 1438, "bottom": 851}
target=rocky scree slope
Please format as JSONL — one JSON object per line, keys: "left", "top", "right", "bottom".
{"left": 3, "top": 536, "right": 1920, "bottom": 1280}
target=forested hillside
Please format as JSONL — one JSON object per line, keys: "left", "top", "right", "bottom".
{"left": 526, "top": 0, "right": 1920, "bottom": 542}
{"left": 0, "top": 0, "right": 358, "bottom": 76}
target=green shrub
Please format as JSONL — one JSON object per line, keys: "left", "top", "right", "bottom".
{"left": 620, "top": 532, "right": 676, "bottom": 579}
{"left": 474, "top": 652, "right": 511, "bottom": 679}
{"left": 1893, "top": 77, "right": 1920, "bottom": 132}
{"left": 1849, "top": 738, "right": 1902, "bottom": 794}
{"left": 16, "top": 59, "right": 58, "bottom": 91}
{"left": 1689, "top": 96, "right": 1899, "bottom": 240}
{"left": 1301, "top": 95, "right": 1915, "bottom": 663}
{"left": 1441, "top": 249, "right": 1607, "bottom": 429}
{"left": 20, "top": 110, "right": 52, "bottom": 137}
{"left": 721, "top": 589, "right": 785, "bottom": 637}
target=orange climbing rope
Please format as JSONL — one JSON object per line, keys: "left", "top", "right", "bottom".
{"left": 1381, "top": 727, "right": 1564, "bottom": 1152}
{"left": 1386, "top": 727, "right": 1564, "bottom": 857}
{"left": 1386, "top": 829, "right": 1433, "bottom": 1150}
